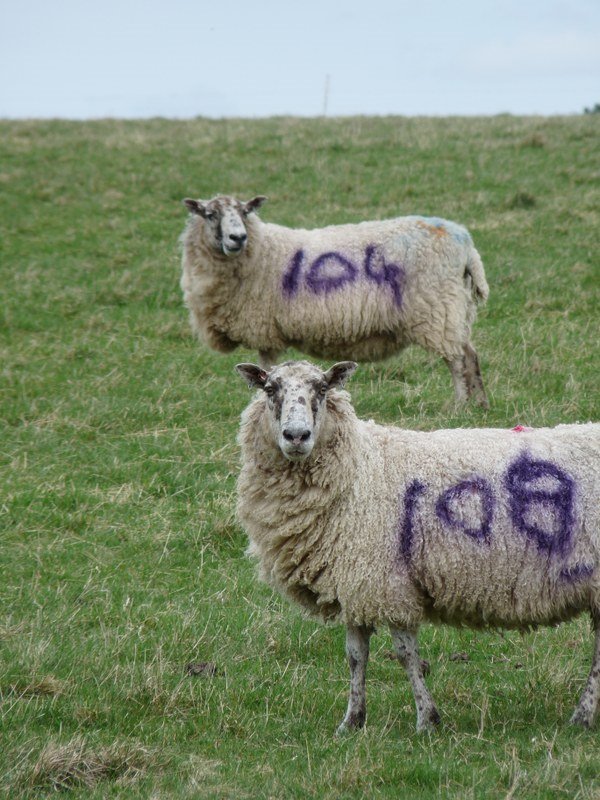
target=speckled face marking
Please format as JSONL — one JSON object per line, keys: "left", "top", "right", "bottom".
{"left": 235, "top": 360, "right": 358, "bottom": 463}
{"left": 309, "top": 378, "right": 328, "bottom": 417}
{"left": 271, "top": 366, "right": 322, "bottom": 461}
{"left": 204, "top": 197, "right": 248, "bottom": 256}
{"left": 183, "top": 195, "right": 267, "bottom": 257}
{"left": 264, "top": 376, "right": 284, "bottom": 421}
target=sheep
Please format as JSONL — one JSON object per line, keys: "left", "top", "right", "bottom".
{"left": 234, "top": 359, "right": 600, "bottom": 733}
{"left": 181, "top": 195, "right": 489, "bottom": 407}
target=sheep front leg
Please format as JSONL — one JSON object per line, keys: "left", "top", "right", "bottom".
{"left": 336, "top": 623, "right": 371, "bottom": 735}
{"left": 258, "top": 349, "right": 281, "bottom": 370}
{"left": 570, "top": 618, "right": 600, "bottom": 728}
{"left": 390, "top": 626, "right": 440, "bottom": 733}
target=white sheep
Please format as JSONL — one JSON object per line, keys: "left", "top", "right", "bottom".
{"left": 234, "top": 359, "right": 600, "bottom": 733}
{"left": 181, "top": 195, "right": 489, "bottom": 406}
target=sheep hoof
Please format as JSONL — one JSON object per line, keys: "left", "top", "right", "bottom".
{"left": 569, "top": 708, "right": 595, "bottom": 728}
{"left": 416, "top": 707, "right": 441, "bottom": 733}
{"left": 335, "top": 719, "right": 364, "bottom": 737}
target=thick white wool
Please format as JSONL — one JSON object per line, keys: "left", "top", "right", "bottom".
{"left": 237, "top": 390, "right": 600, "bottom": 631}
{"left": 181, "top": 211, "right": 488, "bottom": 364}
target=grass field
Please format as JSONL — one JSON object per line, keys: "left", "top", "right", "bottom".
{"left": 1, "top": 114, "right": 599, "bottom": 798}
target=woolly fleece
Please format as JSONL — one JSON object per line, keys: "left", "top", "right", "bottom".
{"left": 236, "top": 367, "right": 600, "bottom": 632}
{"left": 181, "top": 209, "right": 488, "bottom": 364}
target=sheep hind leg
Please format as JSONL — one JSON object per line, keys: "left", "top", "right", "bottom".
{"left": 463, "top": 342, "right": 489, "bottom": 409}
{"left": 444, "top": 347, "right": 488, "bottom": 408}
{"left": 444, "top": 356, "right": 468, "bottom": 405}
{"left": 570, "top": 616, "right": 600, "bottom": 728}
{"left": 390, "top": 626, "right": 440, "bottom": 733}
{"left": 258, "top": 349, "right": 281, "bottom": 370}
{"left": 336, "top": 623, "right": 372, "bottom": 735}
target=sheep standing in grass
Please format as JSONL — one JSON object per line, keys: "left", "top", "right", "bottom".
{"left": 234, "top": 359, "right": 600, "bottom": 733}
{"left": 181, "top": 195, "right": 489, "bottom": 406}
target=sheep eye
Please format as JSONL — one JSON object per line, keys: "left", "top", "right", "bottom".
{"left": 264, "top": 385, "right": 275, "bottom": 397}
{"left": 318, "top": 383, "right": 328, "bottom": 396}
{"left": 205, "top": 211, "right": 217, "bottom": 222}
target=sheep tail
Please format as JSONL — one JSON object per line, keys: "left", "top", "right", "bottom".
{"left": 464, "top": 248, "right": 489, "bottom": 304}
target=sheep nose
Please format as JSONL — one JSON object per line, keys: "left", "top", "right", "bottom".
{"left": 229, "top": 232, "right": 247, "bottom": 245}
{"left": 282, "top": 428, "right": 311, "bottom": 444}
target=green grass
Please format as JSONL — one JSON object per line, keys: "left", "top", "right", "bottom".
{"left": 1, "top": 115, "right": 599, "bottom": 798}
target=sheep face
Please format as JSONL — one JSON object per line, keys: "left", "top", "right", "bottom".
{"left": 183, "top": 194, "right": 267, "bottom": 257}
{"left": 236, "top": 360, "right": 358, "bottom": 462}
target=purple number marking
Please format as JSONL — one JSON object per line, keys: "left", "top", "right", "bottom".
{"left": 396, "top": 456, "right": 584, "bottom": 573}
{"left": 559, "top": 564, "right": 594, "bottom": 583}
{"left": 364, "top": 245, "right": 404, "bottom": 306}
{"left": 435, "top": 477, "right": 495, "bottom": 542}
{"left": 305, "top": 251, "right": 358, "bottom": 294}
{"left": 398, "top": 480, "right": 427, "bottom": 564}
{"left": 504, "top": 453, "right": 575, "bottom": 556}
{"left": 282, "top": 245, "right": 405, "bottom": 305}
{"left": 282, "top": 249, "right": 305, "bottom": 297}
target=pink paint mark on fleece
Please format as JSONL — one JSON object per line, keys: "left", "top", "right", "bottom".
{"left": 511, "top": 425, "right": 534, "bottom": 433}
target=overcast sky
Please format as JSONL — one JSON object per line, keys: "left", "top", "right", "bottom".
{"left": 1, "top": 0, "right": 599, "bottom": 119}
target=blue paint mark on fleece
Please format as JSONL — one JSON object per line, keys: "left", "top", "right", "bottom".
{"left": 414, "top": 216, "right": 472, "bottom": 244}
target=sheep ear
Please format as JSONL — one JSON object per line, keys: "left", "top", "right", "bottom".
{"left": 324, "top": 361, "right": 358, "bottom": 389}
{"left": 183, "top": 198, "right": 207, "bottom": 216}
{"left": 235, "top": 363, "right": 269, "bottom": 389}
{"left": 243, "top": 196, "right": 267, "bottom": 215}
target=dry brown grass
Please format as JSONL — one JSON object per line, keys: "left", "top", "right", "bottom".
{"left": 4, "top": 675, "right": 66, "bottom": 698}
{"left": 25, "top": 737, "right": 164, "bottom": 791}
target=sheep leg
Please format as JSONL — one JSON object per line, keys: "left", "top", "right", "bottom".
{"left": 463, "top": 343, "right": 489, "bottom": 409}
{"left": 444, "top": 356, "right": 468, "bottom": 404}
{"left": 258, "top": 349, "right": 280, "bottom": 370}
{"left": 390, "top": 626, "right": 440, "bottom": 732}
{"left": 570, "top": 616, "right": 600, "bottom": 728}
{"left": 336, "top": 623, "right": 371, "bottom": 735}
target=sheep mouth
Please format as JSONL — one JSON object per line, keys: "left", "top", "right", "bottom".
{"left": 281, "top": 444, "right": 313, "bottom": 462}
{"left": 222, "top": 243, "right": 245, "bottom": 257}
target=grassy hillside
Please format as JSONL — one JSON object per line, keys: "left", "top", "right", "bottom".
{"left": 0, "top": 115, "right": 599, "bottom": 798}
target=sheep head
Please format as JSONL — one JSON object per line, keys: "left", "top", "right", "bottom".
{"left": 236, "top": 360, "right": 357, "bottom": 462}
{"left": 183, "top": 194, "right": 267, "bottom": 257}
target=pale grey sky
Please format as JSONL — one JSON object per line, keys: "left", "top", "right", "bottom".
{"left": 1, "top": 0, "right": 598, "bottom": 118}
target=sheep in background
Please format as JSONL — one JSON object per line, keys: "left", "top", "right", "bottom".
{"left": 234, "top": 359, "right": 600, "bottom": 733}
{"left": 181, "top": 195, "right": 489, "bottom": 406}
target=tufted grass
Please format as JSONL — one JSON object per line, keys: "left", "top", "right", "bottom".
{"left": 1, "top": 114, "right": 599, "bottom": 798}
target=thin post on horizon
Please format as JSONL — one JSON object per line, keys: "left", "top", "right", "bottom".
{"left": 322, "top": 74, "right": 330, "bottom": 117}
